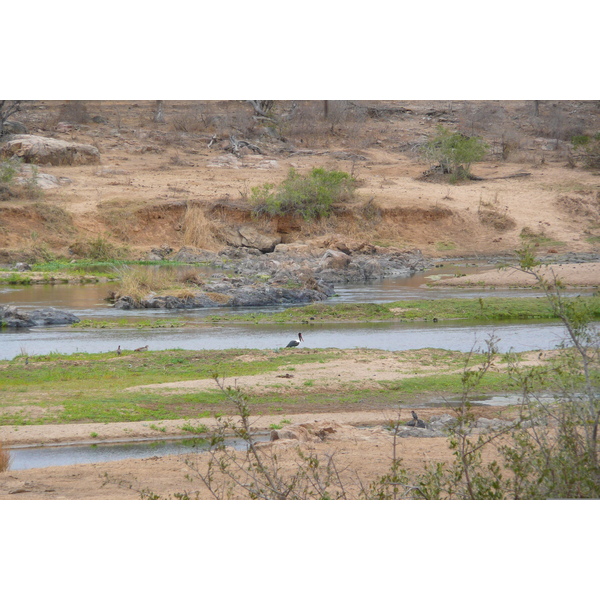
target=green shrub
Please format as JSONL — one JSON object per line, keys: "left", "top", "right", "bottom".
{"left": 571, "top": 133, "right": 600, "bottom": 169}
{"left": 0, "top": 157, "right": 21, "bottom": 184}
{"left": 250, "top": 167, "right": 356, "bottom": 220}
{"left": 422, "top": 125, "right": 488, "bottom": 180}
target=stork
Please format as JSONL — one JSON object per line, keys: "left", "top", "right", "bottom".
{"left": 285, "top": 333, "right": 304, "bottom": 348}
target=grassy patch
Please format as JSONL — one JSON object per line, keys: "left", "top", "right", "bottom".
{"left": 203, "top": 297, "right": 600, "bottom": 324}
{"left": 0, "top": 347, "right": 568, "bottom": 427}
{"left": 73, "top": 318, "right": 188, "bottom": 329}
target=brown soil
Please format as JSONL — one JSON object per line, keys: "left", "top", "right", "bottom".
{"left": 2, "top": 100, "right": 600, "bottom": 499}
{"left": 2, "top": 100, "right": 600, "bottom": 262}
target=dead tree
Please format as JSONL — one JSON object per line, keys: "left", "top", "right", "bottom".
{"left": 153, "top": 100, "right": 165, "bottom": 123}
{"left": 0, "top": 100, "right": 24, "bottom": 137}
{"left": 227, "top": 135, "right": 264, "bottom": 157}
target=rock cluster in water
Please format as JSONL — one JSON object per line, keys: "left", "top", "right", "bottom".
{"left": 0, "top": 305, "right": 80, "bottom": 328}
{"left": 115, "top": 242, "right": 428, "bottom": 310}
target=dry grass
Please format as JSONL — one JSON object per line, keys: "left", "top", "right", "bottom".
{"left": 115, "top": 265, "right": 210, "bottom": 301}
{"left": 116, "top": 266, "right": 178, "bottom": 302}
{"left": 0, "top": 441, "right": 11, "bottom": 473}
{"left": 182, "top": 202, "right": 221, "bottom": 250}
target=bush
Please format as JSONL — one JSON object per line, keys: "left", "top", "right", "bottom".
{"left": 422, "top": 125, "right": 488, "bottom": 181}
{"left": 0, "top": 157, "right": 21, "bottom": 184}
{"left": 250, "top": 167, "right": 356, "bottom": 220}
{"left": 572, "top": 133, "right": 600, "bottom": 169}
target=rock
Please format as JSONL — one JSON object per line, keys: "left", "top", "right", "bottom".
{"left": 13, "top": 262, "right": 32, "bottom": 271}
{"left": 16, "top": 166, "right": 72, "bottom": 189}
{"left": 405, "top": 411, "right": 427, "bottom": 428}
{"left": 2, "top": 120, "right": 28, "bottom": 135}
{"left": 148, "top": 245, "right": 173, "bottom": 260}
{"left": 320, "top": 249, "right": 351, "bottom": 270}
{"left": 270, "top": 421, "right": 339, "bottom": 443}
{"left": 0, "top": 306, "right": 80, "bottom": 328}
{"left": 224, "top": 226, "right": 281, "bottom": 253}
{"left": 0, "top": 134, "right": 101, "bottom": 166}
{"left": 428, "top": 414, "right": 458, "bottom": 431}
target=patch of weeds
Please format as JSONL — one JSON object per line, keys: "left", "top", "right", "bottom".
{"left": 435, "top": 241, "right": 457, "bottom": 252}
{"left": 181, "top": 422, "right": 208, "bottom": 435}
{"left": 149, "top": 423, "right": 167, "bottom": 432}
{"left": 519, "top": 226, "right": 565, "bottom": 248}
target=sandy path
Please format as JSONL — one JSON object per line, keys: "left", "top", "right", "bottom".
{"left": 428, "top": 262, "right": 600, "bottom": 288}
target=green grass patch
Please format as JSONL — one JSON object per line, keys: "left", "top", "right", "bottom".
{"left": 73, "top": 318, "right": 188, "bottom": 329}
{"left": 202, "top": 297, "right": 600, "bottom": 324}
{"left": 0, "top": 347, "right": 567, "bottom": 427}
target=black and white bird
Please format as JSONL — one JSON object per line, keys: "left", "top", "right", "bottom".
{"left": 285, "top": 332, "right": 304, "bottom": 348}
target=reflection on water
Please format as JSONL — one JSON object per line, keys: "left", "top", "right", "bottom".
{"left": 9, "top": 434, "right": 270, "bottom": 471}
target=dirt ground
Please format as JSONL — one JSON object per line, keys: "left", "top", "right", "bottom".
{"left": 2, "top": 100, "right": 600, "bottom": 262}
{"left": 0, "top": 407, "right": 505, "bottom": 500}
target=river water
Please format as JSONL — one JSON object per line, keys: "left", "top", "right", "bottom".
{"left": 0, "top": 262, "right": 586, "bottom": 360}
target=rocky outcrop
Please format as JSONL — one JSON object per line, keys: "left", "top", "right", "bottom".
{"left": 224, "top": 225, "right": 282, "bottom": 253}
{"left": 118, "top": 240, "right": 428, "bottom": 311}
{"left": 0, "top": 135, "right": 100, "bottom": 166}
{"left": 0, "top": 306, "right": 80, "bottom": 328}
{"left": 113, "top": 280, "right": 332, "bottom": 310}
{"left": 172, "top": 242, "right": 429, "bottom": 285}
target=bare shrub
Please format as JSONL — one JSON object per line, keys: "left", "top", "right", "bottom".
{"left": 555, "top": 192, "right": 600, "bottom": 218}
{"left": 57, "top": 101, "right": 90, "bottom": 124}
{"left": 171, "top": 105, "right": 208, "bottom": 133}
{"left": 477, "top": 195, "right": 516, "bottom": 231}
{"left": 0, "top": 440, "right": 11, "bottom": 472}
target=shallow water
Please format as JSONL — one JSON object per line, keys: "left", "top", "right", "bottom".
{"left": 0, "top": 318, "right": 574, "bottom": 360}
{"left": 0, "top": 262, "right": 590, "bottom": 360}
{"left": 8, "top": 434, "right": 270, "bottom": 471}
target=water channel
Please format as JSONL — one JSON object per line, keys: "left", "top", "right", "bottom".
{"left": 0, "top": 262, "right": 585, "bottom": 360}
{"left": 8, "top": 435, "right": 271, "bottom": 471}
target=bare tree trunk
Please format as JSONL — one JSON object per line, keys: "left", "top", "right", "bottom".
{"left": 154, "top": 100, "right": 165, "bottom": 123}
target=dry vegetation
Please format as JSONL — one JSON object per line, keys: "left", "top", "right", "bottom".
{"left": 1, "top": 100, "right": 600, "bottom": 263}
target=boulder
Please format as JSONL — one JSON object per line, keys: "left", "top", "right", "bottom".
{"left": 270, "top": 422, "right": 339, "bottom": 443}
{"left": 13, "top": 262, "right": 32, "bottom": 271}
{"left": 0, "top": 134, "right": 101, "bottom": 166}
{"left": 16, "top": 165, "right": 72, "bottom": 189}
{"left": 2, "top": 121, "right": 28, "bottom": 135}
{"left": 0, "top": 306, "right": 80, "bottom": 328}
{"left": 224, "top": 225, "right": 281, "bottom": 253}
{"left": 320, "top": 249, "right": 351, "bottom": 270}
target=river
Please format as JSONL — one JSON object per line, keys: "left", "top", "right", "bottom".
{"left": 0, "top": 262, "right": 587, "bottom": 360}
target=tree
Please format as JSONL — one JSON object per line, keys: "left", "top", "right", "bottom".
{"left": 0, "top": 100, "right": 24, "bottom": 137}
{"left": 422, "top": 125, "right": 488, "bottom": 181}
